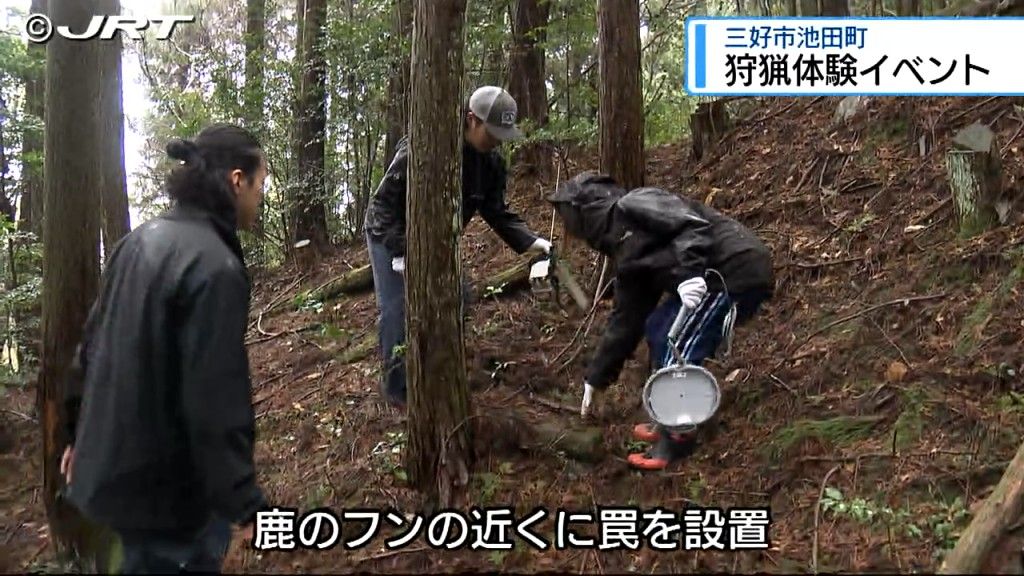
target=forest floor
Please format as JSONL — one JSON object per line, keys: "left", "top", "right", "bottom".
{"left": 2, "top": 94, "right": 1024, "bottom": 574}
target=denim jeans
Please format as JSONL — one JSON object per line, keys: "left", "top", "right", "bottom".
{"left": 366, "top": 232, "right": 472, "bottom": 406}
{"left": 117, "top": 516, "right": 232, "bottom": 574}
{"left": 644, "top": 288, "right": 769, "bottom": 371}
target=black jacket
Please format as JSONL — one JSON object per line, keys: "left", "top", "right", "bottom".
{"left": 63, "top": 202, "right": 267, "bottom": 536}
{"left": 364, "top": 137, "right": 539, "bottom": 258}
{"left": 548, "top": 172, "right": 774, "bottom": 389}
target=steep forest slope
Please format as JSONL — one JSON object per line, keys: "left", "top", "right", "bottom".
{"left": 2, "top": 95, "right": 1023, "bottom": 574}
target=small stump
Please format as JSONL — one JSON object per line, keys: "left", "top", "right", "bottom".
{"left": 945, "top": 122, "right": 1004, "bottom": 237}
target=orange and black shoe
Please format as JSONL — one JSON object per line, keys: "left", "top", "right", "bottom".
{"left": 627, "top": 429, "right": 696, "bottom": 471}
{"left": 632, "top": 423, "right": 696, "bottom": 444}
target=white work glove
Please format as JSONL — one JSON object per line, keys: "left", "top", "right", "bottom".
{"left": 677, "top": 277, "right": 707, "bottom": 310}
{"left": 529, "top": 237, "right": 552, "bottom": 255}
{"left": 392, "top": 257, "right": 405, "bottom": 273}
{"left": 581, "top": 380, "right": 596, "bottom": 417}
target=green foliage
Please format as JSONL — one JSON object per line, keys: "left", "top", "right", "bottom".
{"left": 767, "top": 416, "right": 880, "bottom": 459}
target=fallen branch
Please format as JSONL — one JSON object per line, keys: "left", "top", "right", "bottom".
{"left": 812, "top": 465, "right": 842, "bottom": 574}
{"left": 355, "top": 546, "right": 429, "bottom": 565}
{"left": 939, "top": 439, "right": 1024, "bottom": 574}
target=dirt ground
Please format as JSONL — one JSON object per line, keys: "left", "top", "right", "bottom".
{"left": 2, "top": 95, "right": 1024, "bottom": 574}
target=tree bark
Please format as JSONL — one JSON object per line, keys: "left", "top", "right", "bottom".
{"left": 820, "top": 0, "right": 851, "bottom": 14}
{"left": 98, "top": 0, "right": 130, "bottom": 257}
{"left": 508, "top": 0, "right": 552, "bottom": 177}
{"left": 946, "top": 122, "right": 1005, "bottom": 237}
{"left": 404, "top": 0, "right": 473, "bottom": 511}
{"left": 800, "top": 0, "right": 819, "bottom": 15}
{"left": 291, "top": 0, "right": 330, "bottom": 257}
{"left": 597, "top": 0, "right": 645, "bottom": 190}
{"left": 383, "top": 0, "right": 413, "bottom": 171}
{"left": 39, "top": 0, "right": 104, "bottom": 564}
{"left": 939, "top": 439, "right": 1024, "bottom": 574}
{"left": 898, "top": 0, "right": 922, "bottom": 14}
{"left": 244, "top": 0, "right": 267, "bottom": 264}
{"left": 20, "top": 0, "right": 47, "bottom": 235}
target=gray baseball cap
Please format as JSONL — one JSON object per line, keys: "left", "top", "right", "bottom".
{"left": 468, "top": 86, "right": 524, "bottom": 141}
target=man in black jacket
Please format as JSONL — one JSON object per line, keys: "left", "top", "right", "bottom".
{"left": 61, "top": 124, "right": 269, "bottom": 573}
{"left": 547, "top": 171, "right": 774, "bottom": 471}
{"left": 364, "top": 86, "right": 552, "bottom": 408}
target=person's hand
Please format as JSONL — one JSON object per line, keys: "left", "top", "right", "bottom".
{"left": 391, "top": 257, "right": 405, "bottom": 274}
{"left": 581, "top": 380, "right": 596, "bottom": 417}
{"left": 676, "top": 277, "right": 707, "bottom": 310}
{"left": 60, "top": 445, "right": 75, "bottom": 484}
{"left": 529, "top": 238, "right": 552, "bottom": 255}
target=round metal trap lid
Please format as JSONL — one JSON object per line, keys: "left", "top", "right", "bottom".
{"left": 643, "top": 365, "right": 720, "bottom": 428}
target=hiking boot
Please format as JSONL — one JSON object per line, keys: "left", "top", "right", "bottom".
{"left": 627, "top": 429, "right": 696, "bottom": 471}
{"left": 632, "top": 422, "right": 695, "bottom": 443}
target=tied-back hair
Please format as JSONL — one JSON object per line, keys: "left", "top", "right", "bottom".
{"left": 165, "top": 123, "right": 264, "bottom": 217}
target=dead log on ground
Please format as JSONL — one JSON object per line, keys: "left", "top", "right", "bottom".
{"left": 939, "top": 439, "right": 1024, "bottom": 574}
{"left": 273, "top": 257, "right": 535, "bottom": 317}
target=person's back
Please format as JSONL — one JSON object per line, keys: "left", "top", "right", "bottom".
{"left": 63, "top": 124, "right": 269, "bottom": 573}
{"left": 67, "top": 203, "right": 255, "bottom": 536}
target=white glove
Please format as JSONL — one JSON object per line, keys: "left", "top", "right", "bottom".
{"left": 581, "top": 381, "right": 596, "bottom": 417}
{"left": 392, "top": 257, "right": 405, "bottom": 273}
{"left": 677, "top": 277, "right": 707, "bottom": 310}
{"left": 529, "top": 237, "right": 552, "bottom": 255}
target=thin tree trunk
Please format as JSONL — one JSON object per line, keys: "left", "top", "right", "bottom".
{"left": 405, "top": 0, "right": 472, "bottom": 511}
{"left": 820, "top": 0, "right": 851, "bottom": 14}
{"left": 383, "top": 0, "right": 413, "bottom": 170}
{"left": 40, "top": 0, "right": 105, "bottom": 565}
{"left": 291, "top": 0, "right": 329, "bottom": 257}
{"left": 244, "top": 0, "right": 267, "bottom": 264}
{"left": 98, "top": 0, "right": 130, "bottom": 257}
{"left": 597, "top": 0, "right": 645, "bottom": 190}
{"left": 801, "top": 0, "right": 819, "bottom": 15}
{"left": 20, "top": 0, "right": 47, "bottom": 235}
{"left": 508, "top": 0, "right": 552, "bottom": 177}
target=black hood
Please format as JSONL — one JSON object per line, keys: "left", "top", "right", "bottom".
{"left": 547, "top": 171, "right": 626, "bottom": 254}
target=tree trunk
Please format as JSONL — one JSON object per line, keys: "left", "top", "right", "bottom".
{"left": 244, "top": 0, "right": 267, "bottom": 265}
{"left": 820, "top": 0, "right": 851, "bottom": 14}
{"left": 404, "top": 0, "right": 472, "bottom": 511}
{"left": 383, "top": 0, "right": 413, "bottom": 171}
{"left": 20, "top": 0, "right": 47, "bottom": 236}
{"left": 898, "top": 0, "right": 921, "bottom": 14}
{"left": 800, "top": 0, "right": 819, "bottom": 14}
{"left": 939, "top": 439, "right": 1024, "bottom": 574}
{"left": 39, "top": 0, "right": 106, "bottom": 566}
{"left": 98, "top": 0, "right": 130, "bottom": 257}
{"left": 508, "top": 0, "right": 552, "bottom": 177}
{"left": 291, "top": 0, "right": 330, "bottom": 258}
{"left": 690, "top": 99, "right": 730, "bottom": 161}
{"left": 597, "top": 0, "right": 645, "bottom": 190}
{"left": 946, "top": 122, "right": 1006, "bottom": 237}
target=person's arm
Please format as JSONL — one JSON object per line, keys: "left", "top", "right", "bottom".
{"left": 178, "top": 265, "right": 268, "bottom": 526}
{"left": 375, "top": 140, "right": 410, "bottom": 259}
{"left": 478, "top": 156, "right": 539, "bottom": 254}
{"left": 584, "top": 278, "right": 662, "bottom": 390}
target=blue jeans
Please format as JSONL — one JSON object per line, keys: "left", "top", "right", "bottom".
{"left": 366, "top": 232, "right": 472, "bottom": 405}
{"left": 117, "top": 516, "right": 232, "bottom": 574}
{"left": 644, "top": 289, "right": 769, "bottom": 371}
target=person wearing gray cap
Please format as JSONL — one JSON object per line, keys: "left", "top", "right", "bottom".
{"left": 363, "top": 85, "right": 552, "bottom": 410}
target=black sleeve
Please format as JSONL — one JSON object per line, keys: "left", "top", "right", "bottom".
{"left": 63, "top": 299, "right": 101, "bottom": 444}
{"left": 178, "top": 266, "right": 268, "bottom": 526}
{"left": 478, "top": 156, "right": 538, "bottom": 254}
{"left": 670, "top": 215, "right": 714, "bottom": 282}
{"left": 584, "top": 277, "right": 662, "bottom": 390}
{"left": 377, "top": 143, "right": 409, "bottom": 259}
